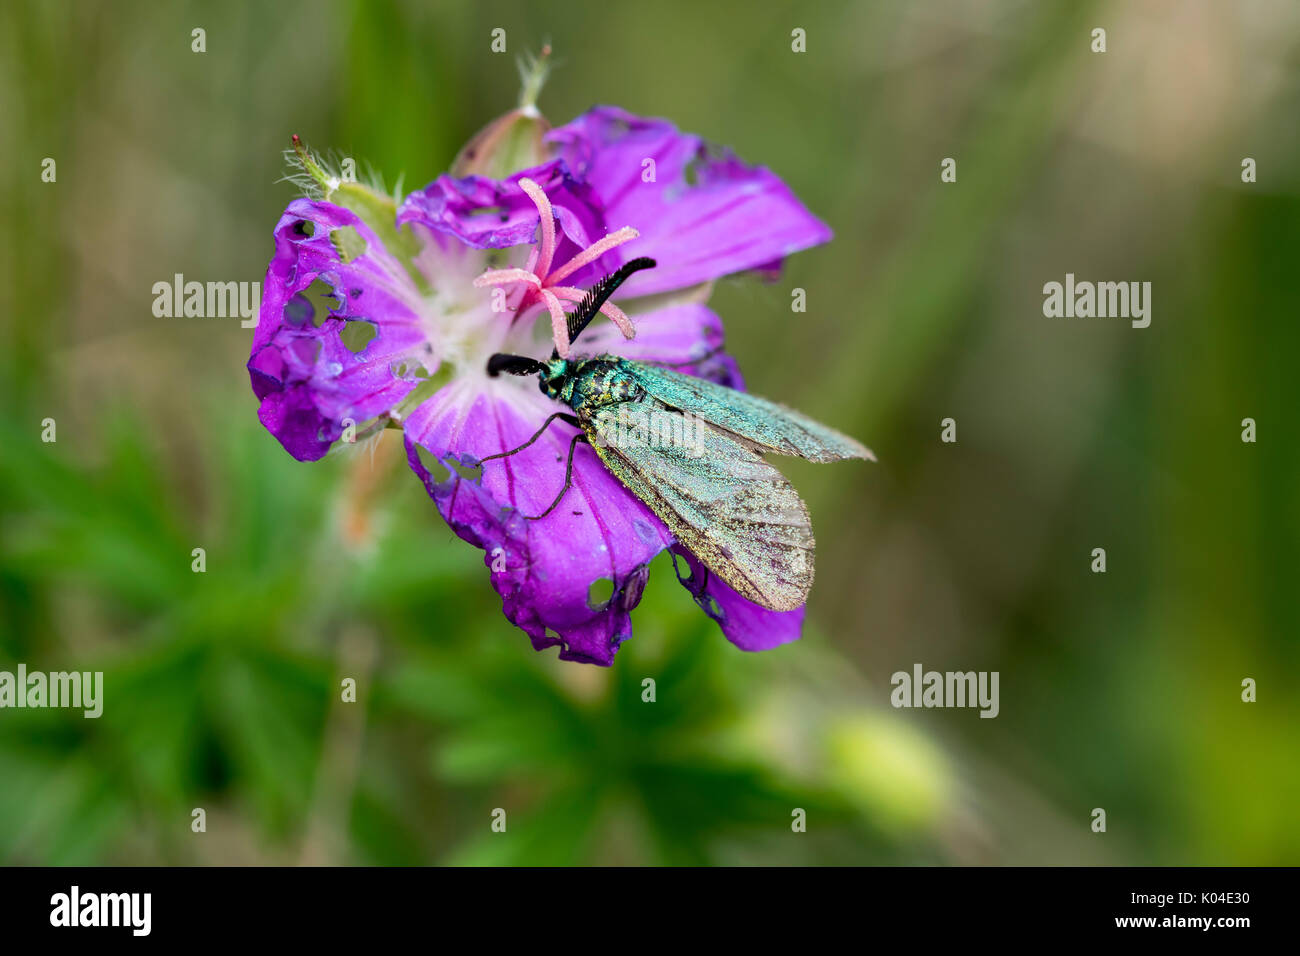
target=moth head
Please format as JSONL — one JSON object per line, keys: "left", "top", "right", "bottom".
{"left": 483, "top": 355, "right": 571, "bottom": 406}
{"left": 537, "top": 357, "right": 572, "bottom": 400}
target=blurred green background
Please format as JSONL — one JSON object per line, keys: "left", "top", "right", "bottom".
{"left": 1, "top": 0, "right": 1297, "bottom": 865}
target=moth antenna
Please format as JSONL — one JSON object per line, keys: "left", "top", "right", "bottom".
{"left": 566, "top": 257, "right": 656, "bottom": 347}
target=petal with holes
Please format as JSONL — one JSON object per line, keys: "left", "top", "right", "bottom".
{"left": 403, "top": 376, "right": 673, "bottom": 665}
{"left": 248, "top": 199, "right": 432, "bottom": 461}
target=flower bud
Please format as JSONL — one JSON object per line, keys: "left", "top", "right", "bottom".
{"left": 451, "top": 108, "right": 550, "bottom": 178}
{"left": 451, "top": 47, "right": 554, "bottom": 178}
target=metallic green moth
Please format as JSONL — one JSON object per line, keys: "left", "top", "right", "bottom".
{"left": 484, "top": 258, "right": 872, "bottom": 612}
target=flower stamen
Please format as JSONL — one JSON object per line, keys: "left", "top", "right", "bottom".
{"left": 473, "top": 267, "right": 542, "bottom": 289}
{"left": 472, "top": 177, "right": 641, "bottom": 357}
{"left": 518, "top": 178, "right": 559, "bottom": 279}
{"left": 546, "top": 227, "right": 639, "bottom": 285}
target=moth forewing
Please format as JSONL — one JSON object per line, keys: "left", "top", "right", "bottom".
{"left": 587, "top": 402, "right": 815, "bottom": 612}
{"left": 627, "top": 362, "right": 873, "bottom": 463}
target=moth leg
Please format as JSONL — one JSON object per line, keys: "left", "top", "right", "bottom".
{"left": 479, "top": 412, "right": 581, "bottom": 464}
{"left": 448, "top": 412, "right": 580, "bottom": 519}
{"left": 525, "top": 431, "right": 589, "bottom": 521}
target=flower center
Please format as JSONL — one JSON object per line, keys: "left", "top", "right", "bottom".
{"left": 472, "top": 177, "right": 641, "bottom": 358}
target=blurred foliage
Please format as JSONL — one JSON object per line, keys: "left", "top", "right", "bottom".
{"left": 0, "top": 409, "right": 935, "bottom": 864}
{"left": 0, "top": 0, "right": 1297, "bottom": 864}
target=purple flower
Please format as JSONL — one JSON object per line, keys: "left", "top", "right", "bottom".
{"left": 248, "top": 106, "right": 831, "bottom": 665}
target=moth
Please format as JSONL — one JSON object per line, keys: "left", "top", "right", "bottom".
{"left": 483, "top": 257, "right": 872, "bottom": 612}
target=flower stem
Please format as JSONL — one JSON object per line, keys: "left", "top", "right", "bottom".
{"left": 291, "top": 134, "right": 333, "bottom": 193}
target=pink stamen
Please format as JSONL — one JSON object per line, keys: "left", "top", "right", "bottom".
{"left": 550, "top": 287, "right": 635, "bottom": 338}
{"left": 473, "top": 268, "right": 542, "bottom": 289}
{"left": 546, "top": 226, "right": 640, "bottom": 284}
{"left": 539, "top": 288, "right": 570, "bottom": 359}
{"left": 476, "top": 177, "right": 644, "bottom": 354}
{"left": 517, "top": 178, "right": 558, "bottom": 280}
{"left": 596, "top": 299, "right": 636, "bottom": 339}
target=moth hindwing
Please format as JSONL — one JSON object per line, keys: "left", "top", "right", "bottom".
{"left": 584, "top": 397, "right": 815, "bottom": 612}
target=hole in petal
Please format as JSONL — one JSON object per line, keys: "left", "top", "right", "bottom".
{"left": 301, "top": 278, "right": 340, "bottom": 328}
{"left": 670, "top": 550, "right": 700, "bottom": 586}
{"left": 587, "top": 577, "right": 615, "bottom": 610}
{"left": 414, "top": 443, "right": 450, "bottom": 485}
{"left": 292, "top": 219, "right": 315, "bottom": 237}
{"left": 329, "top": 226, "right": 368, "bottom": 263}
{"left": 448, "top": 458, "right": 481, "bottom": 482}
{"left": 389, "top": 358, "right": 432, "bottom": 380}
{"left": 340, "top": 319, "right": 377, "bottom": 353}
{"left": 682, "top": 143, "right": 730, "bottom": 189}
{"left": 683, "top": 154, "right": 704, "bottom": 187}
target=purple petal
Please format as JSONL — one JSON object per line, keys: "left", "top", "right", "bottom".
{"left": 670, "top": 546, "right": 804, "bottom": 652}
{"left": 403, "top": 377, "right": 673, "bottom": 665}
{"left": 397, "top": 158, "right": 607, "bottom": 261}
{"left": 548, "top": 106, "right": 833, "bottom": 296}
{"left": 575, "top": 303, "right": 744, "bottom": 389}
{"left": 249, "top": 199, "right": 431, "bottom": 461}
